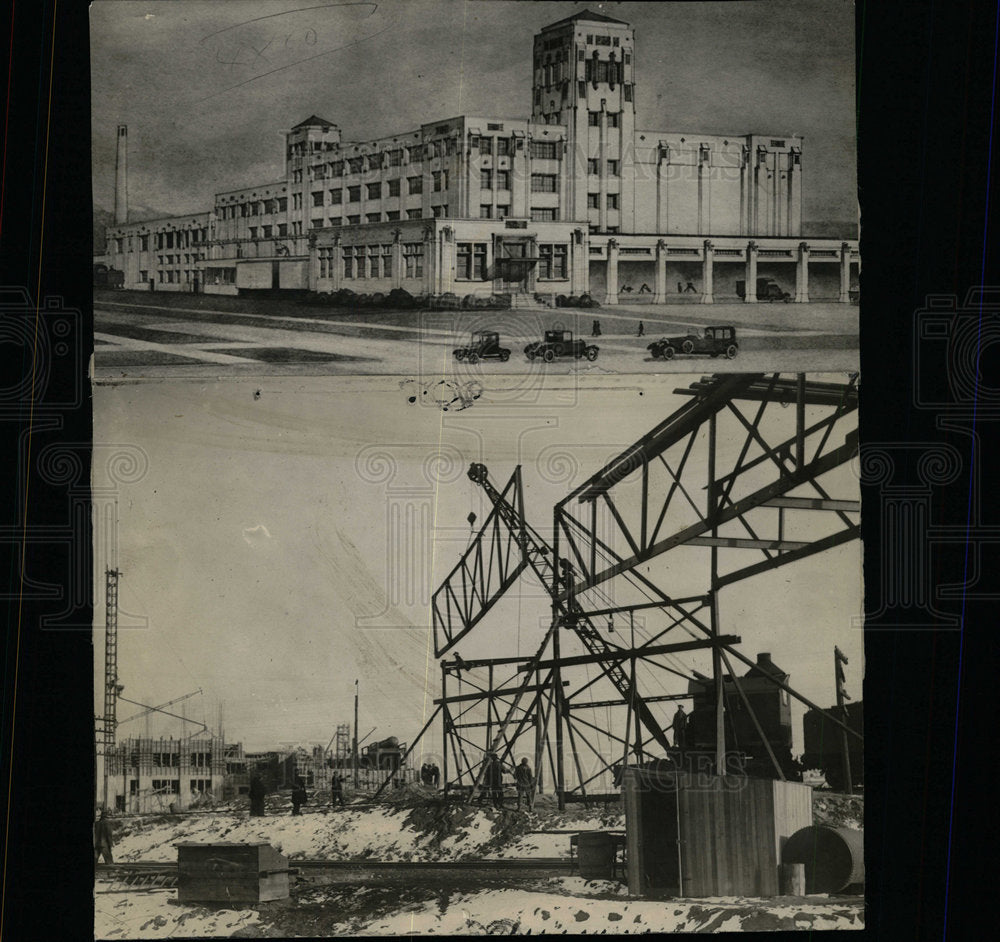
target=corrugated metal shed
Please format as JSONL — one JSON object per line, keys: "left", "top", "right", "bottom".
{"left": 623, "top": 769, "right": 813, "bottom": 898}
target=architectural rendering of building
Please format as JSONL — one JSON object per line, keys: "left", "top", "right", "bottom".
{"left": 102, "top": 9, "right": 859, "bottom": 304}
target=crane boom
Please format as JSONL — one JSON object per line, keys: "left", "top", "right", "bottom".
{"left": 117, "top": 689, "right": 204, "bottom": 727}
{"left": 465, "top": 463, "right": 674, "bottom": 755}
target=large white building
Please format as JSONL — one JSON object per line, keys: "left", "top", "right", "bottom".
{"left": 103, "top": 9, "right": 858, "bottom": 304}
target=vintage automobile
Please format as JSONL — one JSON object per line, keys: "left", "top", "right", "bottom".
{"left": 453, "top": 330, "right": 511, "bottom": 363}
{"left": 736, "top": 278, "right": 791, "bottom": 303}
{"left": 647, "top": 325, "right": 739, "bottom": 360}
{"left": 524, "top": 329, "right": 599, "bottom": 362}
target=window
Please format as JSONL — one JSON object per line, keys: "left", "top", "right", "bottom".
{"left": 139, "top": 235, "right": 149, "bottom": 251}
{"left": 152, "top": 779, "right": 180, "bottom": 794}
{"left": 487, "top": 122, "right": 504, "bottom": 131}
{"left": 456, "top": 242, "right": 488, "bottom": 280}
{"left": 292, "top": 193, "right": 303, "bottom": 210}
{"left": 531, "top": 207, "right": 557, "bottom": 221}
{"left": 407, "top": 208, "right": 423, "bottom": 219}
{"left": 578, "top": 49, "right": 585, "bottom": 61}
{"left": 480, "top": 204, "right": 493, "bottom": 218}
{"left": 368, "top": 245, "right": 379, "bottom": 278}
{"left": 607, "top": 193, "right": 619, "bottom": 209}
{"left": 292, "top": 220, "right": 303, "bottom": 235}
{"left": 388, "top": 149, "right": 402, "bottom": 167}
{"left": 277, "top": 197, "right": 288, "bottom": 212}
{"left": 386, "top": 210, "right": 400, "bottom": 220}
{"left": 139, "top": 270, "right": 148, "bottom": 281}
{"left": 538, "top": 243, "right": 569, "bottom": 280}
{"left": 249, "top": 227, "right": 258, "bottom": 239}
{"left": 388, "top": 179, "right": 401, "bottom": 197}
{"left": 312, "top": 191, "right": 325, "bottom": 207}
{"left": 531, "top": 141, "right": 558, "bottom": 159}
{"left": 432, "top": 205, "right": 444, "bottom": 218}
{"left": 263, "top": 225, "right": 272, "bottom": 238}
{"left": 403, "top": 242, "right": 424, "bottom": 278}
{"left": 330, "top": 189, "right": 343, "bottom": 204}
{"left": 312, "top": 165, "right": 326, "bottom": 180}
{"left": 587, "top": 158, "right": 599, "bottom": 175}
{"left": 366, "top": 154, "right": 381, "bottom": 171}
{"left": 588, "top": 111, "right": 601, "bottom": 126}
{"left": 278, "top": 223, "right": 288, "bottom": 236}
{"left": 312, "top": 217, "right": 325, "bottom": 228}
{"left": 432, "top": 170, "right": 447, "bottom": 192}
{"left": 343, "top": 247, "right": 353, "bottom": 278}
{"left": 367, "top": 182, "right": 382, "bottom": 199}
{"left": 624, "top": 84, "right": 633, "bottom": 102}
{"left": 354, "top": 245, "right": 365, "bottom": 275}
{"left": 607, "top": 160, "right": 619, "bottom": 175}
{"left": 496, "top": 138, "right": 510, "bottom": 156}
{"left": 366, "top": 213, "right": 381, "bottom": 223}
{"left": 496, "top": 204, "right": 510, "bottom": 219}
{"left": 607, "top": 112, "right": 620, "bottom": 128}
{"left": 587, "top": 193, "right": 600, "bottom": 209}
{"left": 381, "top": 243, "right": 392, "bottom": 278}
{"left": 114, "top": 238, "right": 123, "bottom": 253}
{"left": 586, "top": 34, "right": 593, "bottom": 43}
{"left": 481, "top": 169, "right": 492, "bottom": 189}
{"left": 606, "top": 225, "right": 618, "bottom": 233}
{"left": 347, "top": 185, "right": 361, "bottom": 202}
{"left": 496, "top": 170, "right": 510, "bottom": 190}
{"left": 330, "top": 160, "right": 344, "bottom": 176}
{"left": 348, "top": 157, "right": 364, "bottom": 173}
{"left": 531, "top": 174, "right": 557, "bottom": 193}
{"left": 480, "top": 136, "right": 493, "bottom": 156}
{"left": 347, "top": 215, "right": 360, "bottom": 224}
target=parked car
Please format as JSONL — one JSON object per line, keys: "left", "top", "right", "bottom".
{"left": 524, "top": 330, "right": 599, "bottom": 362}
{"left": 736, "top": 278, "right": 791, "bottom": 302}
{"left": 453, "top": 330, "right": 511, "bottom": 363}
{"left": 647, "top": 325, "right": 739, "bottom": 360}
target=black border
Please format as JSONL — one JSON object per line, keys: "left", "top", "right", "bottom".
{"left": 1, "top": 1, "right": 997, "bottom": 939}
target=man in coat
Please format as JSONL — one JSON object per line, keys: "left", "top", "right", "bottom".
{"left": 513, "top": 757, "right": 535, "bottom": 811}
{"left": 94, "top": 808, "right": 115, "bottom": 864}
{"left": 249, "top": 774, "right": 266, "bottom": 816}
{"left": 331, "top": 773, "right": 345, "bottom": 807}
{"left": 291, "top": 778, "right": 308, "bottom": 816}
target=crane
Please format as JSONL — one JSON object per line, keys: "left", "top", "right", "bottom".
{"left": 117, "top": 688, "right": 203, "bottom": 726}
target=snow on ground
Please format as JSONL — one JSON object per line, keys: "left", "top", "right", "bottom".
{"left": 332, "top": 886, "right": 863, "bottom": 935}
{"left": 95, "top": 887, "right": 260, "bottom": 939}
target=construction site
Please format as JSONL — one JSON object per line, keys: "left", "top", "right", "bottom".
{"left": 94, "top": 373, "right": 864, "bottom": 937}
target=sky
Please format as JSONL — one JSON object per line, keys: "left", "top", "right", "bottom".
{"left": 93, "top": 375, "right": 863, "bottom": 757}
{"left": 90, "top": 0, "right": 857, "bottom": 228}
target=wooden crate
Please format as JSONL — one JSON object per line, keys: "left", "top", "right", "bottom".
{"left": 623, "top": 769, "right": 813, "bottom": 898}
{"left": 175, "top": 842, "right": 290, "bottom": 903}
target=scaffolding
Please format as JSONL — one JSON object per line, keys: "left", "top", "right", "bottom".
{"left": 384, "top": 373, "right": 864, "bottom": 808}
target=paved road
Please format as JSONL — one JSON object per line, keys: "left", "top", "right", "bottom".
{"left": 93, "top": 296, "right": 859, "bottom": 380}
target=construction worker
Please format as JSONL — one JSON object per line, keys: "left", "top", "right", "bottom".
{"left": 483, "top": 753, "right": 504, "bottom": 809}
{"left": 94, "top": 808, "right": 115, "bottom": 864}
{"left": 291, "top": 778, "right": 308, "bottom": 816}
{"left": 331, "top": 773, "right": 345, "bottom": 807}
{"left": 249, "top": 774, "right": 266, "bottom": 816}
{"left": 672, "top": 704, "right": 688, "bottom": 751}
{"left": 637, "top": 321, "right": 645, "bottom": 337}
{"left": 514, "top": 757, "right": 535, "bottom": 811}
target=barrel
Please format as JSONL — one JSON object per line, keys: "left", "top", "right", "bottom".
{"left": 576, "top": 831, "right": 616, "bottom": 880}
{"left": 782, "top": 826, "right": 864, "bottom": 893}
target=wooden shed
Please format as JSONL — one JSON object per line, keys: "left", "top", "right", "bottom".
{"left": 622, "top": 768, "right": 813, "bottom": 898}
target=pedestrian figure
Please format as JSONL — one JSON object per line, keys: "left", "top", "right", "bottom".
{"left": 592, "top": 319, "right": 602, "bottom": 337}
{"left": 291, "top": 777, "right": 307, "bottom": 816}
{"left": 483, "top": 752, "right": 504, "bottom": 809}
{"left": 638, "top": 283, "right": 651, "bottom": 294}
{"left": 637, "top": 321, "right": 645, "bottom": 337}
{"left": 430, "top": 763, "right": 440, "bottom": 788}
{"left": 684, "top": 281, "right": 697, "bottom": 293}
{"left": 677, "top": 281, "right": 683, "bottom": 293}
{"left": 514, "top": 757, "right": 535, "bottom": 811}
{"left": 671, "top": 704, "right": 688, "bottom": 751}
{"left": 249, "top": 774, "right": 266, "bottom": 817}
{"left": 94, "top": 808, "right": 115, "bottom": 865}
{"left": 331, "top": 773, "right": 345, "bottom": 807}
{"left": 621, "top": 284, "right": 633, "bottom": 294}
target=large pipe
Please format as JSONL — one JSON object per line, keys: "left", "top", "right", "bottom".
{"left": 114, "top": 125, "right": 128, "bottom": 225}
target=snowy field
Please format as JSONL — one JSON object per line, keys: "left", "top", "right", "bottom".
{"left": 96, "top": 797, "right": 863, "bottom": 937}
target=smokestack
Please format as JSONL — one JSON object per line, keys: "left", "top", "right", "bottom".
{"left": 114, "top": 124, "right": 128, "bottom": 225}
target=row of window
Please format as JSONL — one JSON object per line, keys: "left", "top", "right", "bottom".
{"left": 317, "top": 243, "right": 425, "bottom": 280}
{"left": 157, "top": 253, "right": 206, "bottom": 265}
{"left": 145, "top": 779, "right": 214, "bottom": 793}
{"left": 218, "top": 199, "right": 287, "bottom": 220}
{"left": 456, "top": 242, "right": 569, "bottom": 281}
{"left": 587, "top": 193, "right": 620, "bottom": 210}
{"left": 587, "top": 158, "right": 621, "bottom": 175}
{"left": 115, "top": 229, "right": 207, "bottom": 253}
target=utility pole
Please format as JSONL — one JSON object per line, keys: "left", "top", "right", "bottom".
{"left": 353, "top": 679, "right": 359, "bottom": 789}
{"left": 835, "top": 646, "right": 853, "bottom": 794}
{"left": 103, "top": 568, "right": 120, "bottom": 809}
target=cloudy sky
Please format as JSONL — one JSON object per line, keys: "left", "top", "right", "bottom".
{"left": 93, "top": 375, "right": 862, "bottom": 756}
{"left": 90, "top": 0, "right": 857, "bottom": 228}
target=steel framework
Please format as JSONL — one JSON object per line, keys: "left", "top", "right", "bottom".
{"left": 391, "top": 374, "right": 863, "bottom": 808}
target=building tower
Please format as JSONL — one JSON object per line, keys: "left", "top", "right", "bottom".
{"left": 531, "top": 10, "right": 635, "bottom": 232}
{"left": 114, "top": 125, "right": 128, "bottom": 225}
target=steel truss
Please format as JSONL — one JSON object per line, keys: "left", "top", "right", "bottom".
{"left": 387, "top": 374, "right": 863, "bottom": 808}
